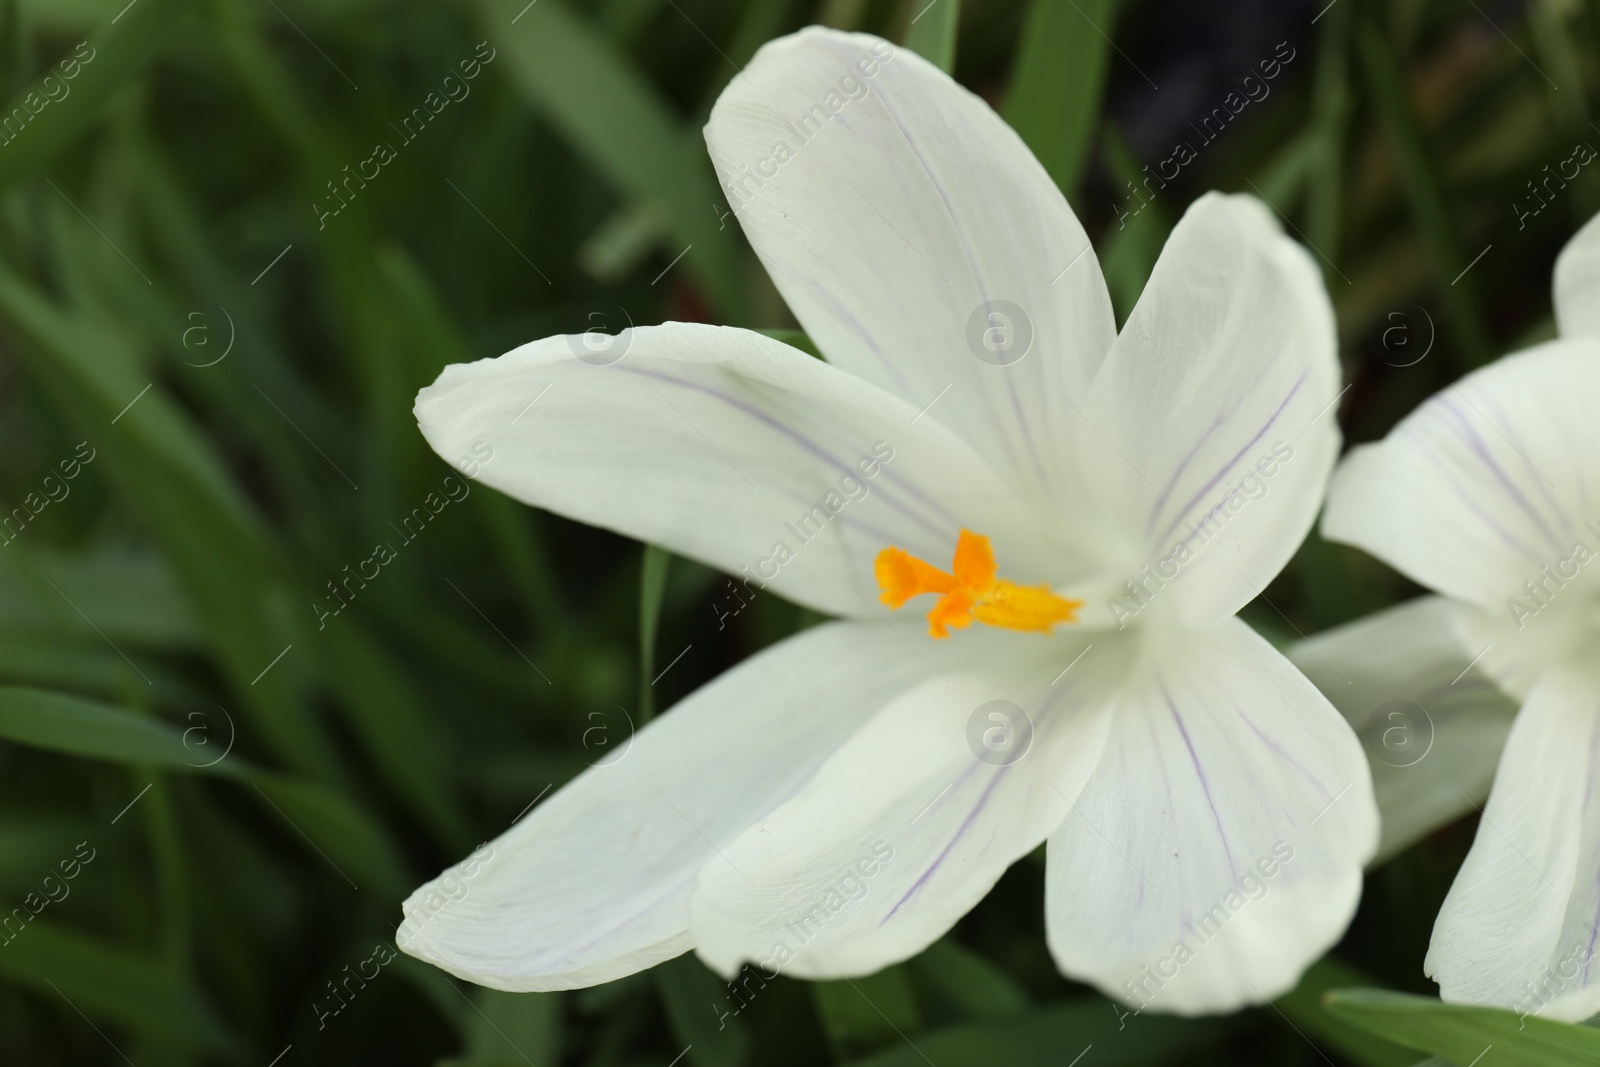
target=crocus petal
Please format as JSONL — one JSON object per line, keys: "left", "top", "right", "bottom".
{"left": 1425, "top": 663, "right": 1600, "bottom": 1023}
{"left": 1323, "top": 338, "right": 1600, "bottom": 615}
{"left": 688, "top": 632, "right": 1119, "bottom": 979}
{"left": 1286, "top": 596, "right": 1518, "bottom": 864}
{"left": 1074, "top": 194, "right": 1340, "bottom": 626}
{"left": 1045, "top": 618, "right": 1378, "bottom": 1014}
{"left": 1555, "top": 209, "right": 1600, "bottom": 341}
{"left": 396, "top": 620, "right": 943, "bottom": 991}
{"left": 705, "top": 28, "right": 1116, "bottom": 494}
{"left": 415, "top": 322, "right": 1046, "bottom": 620}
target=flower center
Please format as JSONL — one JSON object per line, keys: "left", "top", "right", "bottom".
{"left": 874, "top": 529, "right": 1082, "bottom": 639}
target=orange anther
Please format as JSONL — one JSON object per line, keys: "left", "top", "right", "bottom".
{"left": 874, "top": 531, "right": 1080, "bottom": 639}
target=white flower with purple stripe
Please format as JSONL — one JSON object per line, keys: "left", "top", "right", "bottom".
{"left": 396, "top": 27, "right": 1376, "bottom": 1015}
{"left": 1323, "top": 211, "right": 1600, "bottom": 1022}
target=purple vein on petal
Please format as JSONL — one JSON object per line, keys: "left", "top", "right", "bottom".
{"left": 1152, "top": 370, "right": 1307, "bottom": 552}
{"left": 1145, "top": 411, "right": 1225, "bottom": 536}
{"left": 880, "top": 762, "right": 1011, "bottom": 926}
{"left": 845, "top": 43, "right": 1055, "bottom": 492}
{"left": 790, "top": 272, "right": 918, "bottom": 397}
{"left": 616, "top": 364, "right": 955, "bottom": 541}
{"left": 1485, "top": 393, "right": 1575, "bottom": 536}
{"left": 1234, "top": 703, "right": 1332, "bottom": 799}
{"left": 1416, "top": 431, "right": 1547, "bottom": 567}
{"left": 777, "top": 486, "right": 941, "bottom": 565}
{"left": 1437, "top": 396, "right": 1566, "bottom": 556}
{"left": 1161, "top": 679, "right": 1238, "bottom": 884}
{"left": 520, "top": 874, "right": 695, "bottom": 972}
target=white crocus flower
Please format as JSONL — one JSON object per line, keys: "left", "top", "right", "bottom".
{"left": 1324, "top": 214, "right": 1600, "bottom": 1022}
{"left": 397, "top": 27, "right": 1376, "bottom": 1014}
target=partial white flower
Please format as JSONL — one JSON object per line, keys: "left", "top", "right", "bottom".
{"left": 1323, "top": 210, "right": 1600, "bottom": 1022}
{"left": 1285, "top": 598, "right": 1517, "bottom": 865}
{"left": 397, "top": 27, "right": 1375, "bottom": 1015}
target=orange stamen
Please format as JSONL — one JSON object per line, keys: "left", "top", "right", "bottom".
{"left": 873, "top": 530, "right": 1081, "bottom": 639}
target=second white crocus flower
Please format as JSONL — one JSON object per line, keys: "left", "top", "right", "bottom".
{"left": 1324, "top": 213, "right": 1600, "bottom": 1022}
{"left": 397, "top": 27, "right": 1376, "bottom": 1014}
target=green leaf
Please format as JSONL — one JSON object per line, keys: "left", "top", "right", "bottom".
{"left": 1325, "top": 988, "right": 1600, "bottom": 1067}
{"left": 1529, "top": 0, "right": 1586, "bottom": 131}
{"left": 814, "top": 968, "right": 922, "bottom": 1059}
{"left": 0, "top": 632, "right": 188, "bottom": 699}
{"left": 1004, "top": 0, "right": 1116, "bottom": 198}
{"left": 1274, "top": 960, "right": 1417, "bottom": 1067}
{"left": 836, "top": 998, "right": 1232, "bottom": 1066}
{"left": 638, "top": 543, "right": 671, "bottom": 722}
{"left": 1249, "top": 130, "right": 1318, "bottom": 215}
{"left": 655, "top": 954, "right": 749, "bottom": 1067}
{"left": 902, "top": 0, "right": 959, "bottom": 73}
{"left": 1098, "top": 122, "right": 1171, "bottom": 322}
{"left": 0, "top": 263, "right": 343, "bottom": 781}
{"left": 0, "top": 918, "right": 233, "bottom": 1057}
{"left": 1306, "top": 0, "right": 1352, "bottom": 272}
{"left": 0, "top": 0, "right": 196, "bottom": 192}
{"left": 247, "top": 771, "right": 407, "bottom": 895}
{"left": 0, "top": 685, "right": 190, "bottom": 767}
{"left": 453, "top": 987, "right": 564, "bottom": 1066}
{"left": 0, "top": 686, "right": 406, "bottom": 891}
{"left": 1355, "top": 21, "right": 1494, "bottom": 369}
{"left": 479, "top": 0, "right": 743, "bottom": 318}
{"left": 0, "top": 546, "right": 201, "bottom": 651}
{"left": 908, "top": 939, "right": 1030, "bottom": 1022}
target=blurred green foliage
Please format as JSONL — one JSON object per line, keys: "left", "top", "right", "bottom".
{"left": 0, "top": 0, "right": 1594, "bottom": 1063}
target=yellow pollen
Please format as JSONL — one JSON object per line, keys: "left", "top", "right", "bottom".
{"left": 874, "top": 530, "right": 1082, "bottom": 639}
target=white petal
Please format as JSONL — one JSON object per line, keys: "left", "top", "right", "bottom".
{"left": 1046, "top": 618, "right": 1378, "bottom": 1014}
{"left": 1286, "top": 597, "right": 1519, "bottom": 864}
{"left": 1074, "top": 194, "right": 1341, "bottom": 626}
{"left": 396, "top": 620, "right": 941, "bottom": 991}
{"left": 1555, "top": 209, "right": 1600, "bottom": 341}
{"left": 1323, "top": 337, "right": 1600, "bottom": 613}
{"left": 1425, "top": 663, "right": 1600, "bottom": 1023}
{"left": 688, "top": 631, "right": 1120, "bottom": 979}
{"left": 416, "top": 323, "right": 1040, "bottom": 619}
{"left": 705, "top": 28, "right": 1116, "bottom": 492}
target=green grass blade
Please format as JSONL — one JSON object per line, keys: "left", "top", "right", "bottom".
{"left": 638, "top": 543, "right": 671, "bottom": 723}
{"left": 836, "top": 998, "right": 1232, "bottom": 1066}
{"left": 1306, "top": 0, "right": 1351, "bottom": 262}
{"left": 0, "top": 918, "right": 234, "bottom": 1057}
{"left": 479, "top": 0, "right": 743, "bottom": 318}
{"left": 908, "top": 939, "right": 1030, "bottom": 1022}
{"left": 1356, "top": 20, "right": 1494, "bottom": 369}
{"left": 0, "top": 686, "right": 407, "bottom": 890}
{"left": 1098, "top": 122, "right": 1171, "bottom": 321}
{"left": 902, "top": 0, "right": 959, "bottom": 73}
{"left": 655, "top": 954, "right": 749, "bottom": 1067}
{"left": 1325, "top": 988, "right": 1600, "bottom": 1066}
{"left": 0, "top": 0, "right": 195, "bottom": 192}
{"left": 814, "top": 968, "right": 922, "bottom": 1060}
{"left": 1273, "top": 960, "right": 1417, "bottom": 1066}
{"left": 1004, "top": 0, "right": 1115, "bottom": 198}
{"left": 0, "top": 266, "right": 343, "bottom": 780}
{"left": 0, "top": 685, "right": 189, "bottom": 766}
